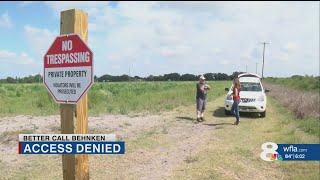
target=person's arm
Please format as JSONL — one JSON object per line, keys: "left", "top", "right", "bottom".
{"left": 200, "top": 85, "right": 205, "bottom": 92}
{"left": 232, "top": 86, "right": 236, "bottom": 96}
{"left": 234, "top": 87, "right": 238, "bottom": 96}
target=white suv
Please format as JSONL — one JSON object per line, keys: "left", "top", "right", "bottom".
{"left": 224, "top": 73, "right": 269, "bottom": 118}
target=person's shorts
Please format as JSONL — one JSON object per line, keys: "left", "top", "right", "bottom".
{"left": 196, "top": 98, "right": 206, "bottom": 111}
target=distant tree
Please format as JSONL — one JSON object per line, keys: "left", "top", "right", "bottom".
{"left": 98, "top": 74, "right": 112, "bottom": 82}
{"left": 0, "top": 72, "right": 245, "bottom": 83}
{"left": 146, "top": 75, "right": 154, "bottom": 81}
{"left": 291, "top": 75, "right": 303, "bottom": 79}
{"left": 154, "top": 75, "right": 164, "bottom": 81}
{"left": 163, "top": 73, "right": 180, "bottom": 81}
{"left": 6, "top": 77, "right": 15, "bottom": 83}
{"left": 34, "top": 74, "right": 42, "bottom": 83}
{"left": 224, "top": 71, "right": 246, "bottom": 80}
{"left": 204, "top": 73, "right": 214, "bottom": 81}
{"left": 133, "top": 76, "right": 142, "bottom": 81}
{"left": 213, "top": 73, "right": 230, "bottom": 80}
{"left": 119, "top": 74, "right": 129, "bottom": 81}
{"left": 180, "top": 74, "right": 197, "bottom": 81}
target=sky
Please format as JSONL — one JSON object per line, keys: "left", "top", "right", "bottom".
{"left": 0, "top": 1, "right": 319, "bottom": 78}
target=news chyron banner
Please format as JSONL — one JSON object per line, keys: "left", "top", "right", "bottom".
{"left": 18, "top": 134, "right": 125, "bottom": 154}
{"left": 260, "top": 142, "right": 320, "bottom": 161}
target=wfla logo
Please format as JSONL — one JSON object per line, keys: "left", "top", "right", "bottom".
{"left": 260, "top": 142, "right": 283, "bottom": 161}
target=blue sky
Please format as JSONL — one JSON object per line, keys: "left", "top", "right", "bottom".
{"left": 0, "top": 1, "right": 319, "bottom": 78}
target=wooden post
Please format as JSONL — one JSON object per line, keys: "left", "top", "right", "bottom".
{"left": 60, "top": 104, "right": 76, "bottom": 180}
{"left": 60, "top": 9, "right": 89, "bottom": 180}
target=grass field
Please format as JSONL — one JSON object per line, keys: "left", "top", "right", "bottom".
{"left": 0, "top": 81, "right": 229, "bottom": 117}
{"left": 0, "top": 80, "right": 319, "bottom": 179}
{"left": 1, "top": 93, "right": 318, "bottom": 179}
{"left": 265, "top": 76, "right": 319, "bottom": 92}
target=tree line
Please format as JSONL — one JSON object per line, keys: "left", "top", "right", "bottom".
{"left": 0, "top": 72, "right": 246, "bottom": 83}
{"left": 0, "top": 74, "right": 42, "bottom": 84}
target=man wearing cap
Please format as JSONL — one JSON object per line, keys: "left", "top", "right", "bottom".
{"left": 196, "top": 75, "right": 211, "bottom": 122}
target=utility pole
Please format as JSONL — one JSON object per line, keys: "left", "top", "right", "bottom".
{"left": 129, "top": 67, "right": 131, "bottom": 81}
{"left": 256, "top": 63, "right": 258, "bottom": 74}
{"left": 246, "top": 65, "right": 248, "bottom": 73}
{"left": 261, "top": 42, "right": 269, "bottom": 80}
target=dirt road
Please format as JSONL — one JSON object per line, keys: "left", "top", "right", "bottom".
{"left": 0, "top": 96, "right": 319, "bottom": 180}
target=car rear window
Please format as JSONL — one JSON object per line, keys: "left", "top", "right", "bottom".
{"left": 240, "top": 82, "right": 262, "bottom": 92}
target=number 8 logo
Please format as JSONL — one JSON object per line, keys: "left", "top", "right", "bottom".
{"left": 260, "top": 142, "right": 278, "bottom": 161}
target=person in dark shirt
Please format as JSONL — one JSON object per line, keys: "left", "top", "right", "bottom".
{"left": 196, "top": 75, "right": 211, "bottom": 122}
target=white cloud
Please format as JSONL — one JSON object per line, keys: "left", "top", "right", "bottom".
{"left": 106, "top": 2, "right": 319, "bottom": 76}
{"left": 0, "top": 12, "right": 12, "bottom": 28}
{"left": 45, "top": 1, "right": 109, "bottom": 12}
{"left": 45, "top": 2, "right": 120, "bottom": 33}
{"left": 282, "top": 42, "right": 299, "bottom": 53}
{"left": 41, "top": 1, "right": 319, "bottom": 77}
{"left": 24, "top": 25, "right": 58, "bottom": 59}
{"left": 0, "top": 50, "right": 34, "bottom": 64}
{"left": 111, "top": 65, "right": 120, "bottom": 70}
{"left": 19, "top": 1, "right": 35, "bottom": 7}
{"left": 213, "top": 48, "right": 222, "bottom": 54}
{"left": 219, "top": 60, "right": 230, "bottom": 65}
{"left": 0, "top": 50, "right": 15, "bottom": 59}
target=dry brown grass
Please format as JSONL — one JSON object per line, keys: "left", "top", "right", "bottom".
{"left": 0, "top": 129, "right": 35, "bottom": 143}
{"left": 264, "top": 82, "right": 319, "bottom": 119}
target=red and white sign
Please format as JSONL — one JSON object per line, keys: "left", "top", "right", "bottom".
{"left": 43, "top": 34, "right": 94, "bottom": 104}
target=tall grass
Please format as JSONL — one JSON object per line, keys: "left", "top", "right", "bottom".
{"left": 264, "top": 82, "right": 319, "bottom": 135}
{"left": 0, "top": 81, "right": 229, "bottom": 116}
{"left": 0, "top": 84, "right": 59, "bottom": 116}
{"left": 264, "top": 82, "right": 319, "bottom": 119}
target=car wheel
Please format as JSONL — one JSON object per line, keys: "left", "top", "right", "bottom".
{"left": 225, "top": 109, "right": 231, "bottom": 116}
{"left": 260, "top": 111, "right": 266, "bottom": 118}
